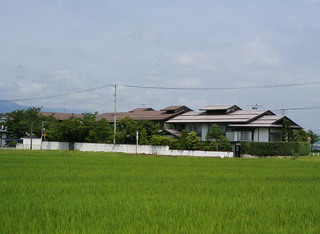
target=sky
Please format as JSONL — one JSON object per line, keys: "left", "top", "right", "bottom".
{"left": 1, "top": 0, "right": 320, "bottom": 132}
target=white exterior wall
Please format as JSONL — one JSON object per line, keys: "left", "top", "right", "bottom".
{"left": 16, "top": 141, "right": 233, "bottom": 158}
{"left": 21, "top": 138, "right": 42, "bottom": 145}
{"left": 16, "top": 138, "right": 42, "bottom": 149}
{"left": 42, "top": 141, "right": 70, "bottom": 150}
{"left": 16, "top": 144, "right": 41, "bottom": 150}
{"left": 74, "top": 143, "right": 233, "bottom": 158}
{"left": 17, "top": 140, "right": 69, "bottom": 150}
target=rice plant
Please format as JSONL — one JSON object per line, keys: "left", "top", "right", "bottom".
{"left": 0, "top": 150, "right": 319, "bottom": 233}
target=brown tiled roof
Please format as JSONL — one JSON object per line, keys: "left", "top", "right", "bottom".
{"left": 199, "top": 105, "right": 241, "bottom": 111}
{"left": 167, "top": 110, "right": 272, "bottom": 124}
{"left": 129, "top": 108, "right": 154, "bottom": 112}
{"left": 97, "top": 106, "right": 191, "bottom": 123}
{"left": 229, "top": 115, "right": 301, "bottom": 128}
{"left": 40, "top": 112, "right": 83, "bottom": 121}
{"left": 160, "top": 106, "right": 190, "bottom": 111}
{"left": 167, "top": 106, "right": 302, "bottom": 129}
{"left": 164, "top": 129, "right": 182, "bottom": 138}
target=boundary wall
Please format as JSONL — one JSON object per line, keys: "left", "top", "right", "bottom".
{"left": 17, "top": 141, "right": 233, "bottom": 158}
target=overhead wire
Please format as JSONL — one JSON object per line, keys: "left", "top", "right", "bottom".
{"left": 119, "top": 80, "right": 320, "bottom": 90}
{"left": 0, "top": 84, "right": 113, "bottom": 102}
{"left": 1, "top": 80, "right": 320, "bottom": 102}
{"left": 273, "top": 106, "right": 320, "bottom": 111}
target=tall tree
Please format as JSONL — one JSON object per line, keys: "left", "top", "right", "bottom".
{"left": 293, "top": 129, "right": 308, "bottom": 142}
{"left": 139, "top": 128, "right": 148, "bottom": 145}
{"left": 86, "top": 118, "right": 113, "bottom": 143}
{"left": 5, "top": 107, "right": 43, "bottom": 138}
{"left": 307, "top": 130, "right": 319, "bottom": 145}
{"left": 116, "top": 117, "right": 161, "bottom": 144}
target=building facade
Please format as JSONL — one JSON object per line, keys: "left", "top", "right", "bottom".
{"left": 166, "top": 105, "right": 301, "bottom": 142}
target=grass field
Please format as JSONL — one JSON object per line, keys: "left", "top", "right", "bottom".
{"left": 0, "top": 150, "right": 319, "bottom": 233}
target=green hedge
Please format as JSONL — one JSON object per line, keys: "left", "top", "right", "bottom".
{"left": 240, "top": 142, "right": 310, "bottom": 156}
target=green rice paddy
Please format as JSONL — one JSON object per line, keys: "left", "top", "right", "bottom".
{"left": 0, "top": 150, "right": 319, "bottom": 233}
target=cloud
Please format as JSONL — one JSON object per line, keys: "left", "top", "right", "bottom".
{"left": 305, "top": 0, "right": 320, "bottom": 2}
{"left": 17, "top": 82, "right": 43, "bottom": 96}
{"left": 175, "top": 53, "right": 204, "bottom": 65}
{"left": 170, "top": 77, "right": 202, "bottom": 87}
{"left": 242, "top": 38, "right": 281, "bottom": 67}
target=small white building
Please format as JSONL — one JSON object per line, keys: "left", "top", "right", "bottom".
{"left": 166, "top": 105, "right": 301, "bottom": 142}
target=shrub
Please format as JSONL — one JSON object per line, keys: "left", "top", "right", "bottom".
{"left": 241, "top": 142, "right": 310, "bottom": 156}
{"left": 8, "top": 141, "right": 17, "bottom": 147}
{"left": 204, "top": 140, "right": 218, "bottom": 151}
{"left": 206, "top": 124, "right": 224, "bottom": 141}
{"left": 168, "top": 139, "right": 180, "bottom": 150}
{"left": 139, "top": 128, "right": 148, "bottom": 145}
{"left": 218, "top": 136, "right": 232, "bottom": 151}
{"left": 149, "top": 135, "right": 179, "bottom": 149}
{"left": 179, "top": 129, "right": 188, "bottom": 149}
{"left": 185, "top": 131, "right": 199, "bottom": 150}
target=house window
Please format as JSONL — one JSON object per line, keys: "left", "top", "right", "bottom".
{"left": 239, "top": 131, "right": 252, "bottom": 141}
{"left": 219, "top": 125, "right": 226, "bottom": 133}
{"left": 270, "top": 132, "right": 282, "bottom": 142}
{"left": 187, "top": 124, "right": 201, "bottom": 135}
{"left": 226, "top": 131, "right": 234, "bottom": 141}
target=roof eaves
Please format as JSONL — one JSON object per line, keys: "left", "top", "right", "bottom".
{"left": 245, "top": 110, "right": 275, "bottom": 124}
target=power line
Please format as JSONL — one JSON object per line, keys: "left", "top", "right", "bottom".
{"left": 273, "top": 106, "right": 320, "bottom": 112}
{"left": 0, "top": 84, "right": 113, "bottom": 102}
{"left": 1, "top": 80, "right": 320, "bottom": 102}
{"left": 119, "top": 80, "right": 320, "bottom": 90}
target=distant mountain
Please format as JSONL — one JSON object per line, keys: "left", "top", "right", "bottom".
{"left": 41, "top": 107, "right": 85, "bottom": 114}
{"left": 0, "top": 101, "right": 87, "bottom": 114}
{"left": 0, "top": 101, "right": 24, "bottom": 113}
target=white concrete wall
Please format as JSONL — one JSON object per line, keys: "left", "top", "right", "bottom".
{"left": 16, "top": 138, "right": 42, "bottom": 150}
{"left": 17, "top": 140, "right": 70, "bottom": 150}
{"left": 16, "top": 143, "right": 41, "bottom": 150}
{"left": 74, "top": 143, "right": 169, "bottom": 155}
{"left": 16, "top": 141, "right": 234, "bottom": 158}
{"left": 74, "top": 142, "right": 233, "bottom": 158}
{"left": 21, "top": 138, "right": 42, "bottom": 145}
{"left": 42, "top": 141, "right": 70, "bottom": 150}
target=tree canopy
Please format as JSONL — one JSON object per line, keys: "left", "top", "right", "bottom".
{"left": 5, "top": 107, "right": 44, "bottom": 138}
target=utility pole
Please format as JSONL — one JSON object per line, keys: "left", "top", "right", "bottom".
{"left": 280, "top": 109, "right": 287, "bottom": 115}
{"left": 30, "top": 121, "right": 33, "bottom": 150}
{"left": 113, "top": 84, "right": 117, "bottom": 144}
{"left": 40, "top": 121, "right": 46, "bottom": 150}
{"left": 136, "top": 131, "right": 139, "bottom": 154}
{"left": 251, "top": 104, "right": 261, "bottom": 110}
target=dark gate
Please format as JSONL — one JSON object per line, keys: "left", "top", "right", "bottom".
{"left": 235, "top": 144, "right": 241, "bottom": 158}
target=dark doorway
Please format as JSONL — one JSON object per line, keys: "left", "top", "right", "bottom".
{"left": 235, "top": 144, "right": 241, "bottom": 158}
